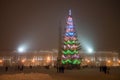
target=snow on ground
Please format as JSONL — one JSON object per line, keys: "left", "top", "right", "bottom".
{"left": 0, "top": 67, "right": 120, "bottom": 80}
{"left": 0, "top": 73, "right": 52, "bottom": 80}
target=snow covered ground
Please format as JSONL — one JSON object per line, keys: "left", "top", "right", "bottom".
{"left": 0, "top": 67, "right": 120, "bottom": 80}
{"left": 0, "top": 73, "right": 52, "bottom": 80}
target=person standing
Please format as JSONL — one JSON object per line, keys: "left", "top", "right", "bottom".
{"left": 5, "top": 66, "right": 8, "bottom": 72}
{"left": 56, "top": 65, "right": 59, "bottom": 72}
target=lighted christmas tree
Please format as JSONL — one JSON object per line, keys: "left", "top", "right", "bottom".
{"left": 61, "top": 10, "right": 81, "bottom": 65}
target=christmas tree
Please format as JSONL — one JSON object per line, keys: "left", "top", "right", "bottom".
{"left": 61, "top": 10, "right": 81, "bottom": 66}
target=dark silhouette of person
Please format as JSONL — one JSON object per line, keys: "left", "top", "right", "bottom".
{"left": 19, "top": 65, "right": 23, "bottom": 71}
{"left": 59, "top": 66, "right": 60, "bottom": 72}
{"left": 21, "top": 65, "right": 24, "bottom": 71}
{"left": 103, "top": 65, "right": 107, "bottom": 74}
{"left": 29, "top": 65, "right": 32, "bottom": 69}
{"left": 18, "top": 65, "right": 20, "bottom": 70}
{"left": 5, "top": 66, "right": 8, "bottom": 72}
{"left": 107, "top": 66, "right": 110, "bottom": 74}
{"left": 61, "top": 65, "right": 65, "bottom": 73}
{"left": 56, "top": 65, "right": 59, "bottom": 72}
{"left": 99, "top": 66, "right": 102, "bottom": 72}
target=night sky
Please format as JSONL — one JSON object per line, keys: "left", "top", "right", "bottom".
{"left": 0, "top": 0, "right": 120, "bottom": 52}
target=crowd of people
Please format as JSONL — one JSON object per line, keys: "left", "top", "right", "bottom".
{"left": 5, "top": 65, "right": 24, "bottom": 72}
{"left": 99, "top": 65, "right": 110, "bottom": 74}
{"left": 56, "top": 65, "right": 65, "bottom": 73}
{"left": 4, "top": 64, "right": 110, "bottom": 75}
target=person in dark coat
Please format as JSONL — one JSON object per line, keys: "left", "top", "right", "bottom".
{"left": 21, "top": 65, "right": 24, "bottom": 71}
{"left": 61, "top": 65, "right": 65, "bottom": 73}
{"left": 5, "top": 66, "right": 8, "bottom": 72}
{"left": 59, "top": 66, "right": 61, "bottom": 73}
{"left": 56, "top": 65, "right": 59, "bottom": 72}
{"left": 18, "top": 65, "right": 20, "bottom": 70}
{"left": 99, "top": 66, "right": 102, "bottom": 72}
{"left": 103, "top": 65, "right": 107, "bottom": 74}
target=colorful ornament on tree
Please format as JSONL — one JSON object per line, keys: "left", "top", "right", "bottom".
{"left": 61, "top": 10, "right": 81, "bottom": 65}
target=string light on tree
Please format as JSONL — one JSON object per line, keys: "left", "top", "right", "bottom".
{"left": 61, "top": 10, "right": 81, "bottom": 65}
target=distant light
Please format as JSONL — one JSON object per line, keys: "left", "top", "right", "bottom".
{"left": 0, "top": 60, "right": 3, "bottom": 63}
{"left": 87, "top": 48, "right": 93, "bottom": 53}
{"left": 32, "top": 59, "right": 35, "bottom": 63}
{"left": 47, "top": 56, "right": 50, "bottom": 62}
{"left": 87, "top": 60, "right": 90, "bottom": 63}
{"left": 118, "top": 60, "right": 120, "bottom": 63}
{"left": 17, "top": 46, "right": 26, "bottom": 53}
{"left": 21, "top": 59, "right": 26, "bottom": 63}
{"left": 18, "top": 47, "right": 24, "bottom": 53}
{"left": 107, "top": 60, "right": 111, "bottom": 63}
{"left": 17, "top": 43, "right": 29, "bottom": 53}
{"left": 69, "top": 9, "right": 72, "bottom": 16}
{"left": 85, "top": 59, "right": 90, "bottom": 63}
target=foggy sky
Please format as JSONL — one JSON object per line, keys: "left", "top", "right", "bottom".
{"left": 0, "top": 0, "right": 120, "bottom": 52}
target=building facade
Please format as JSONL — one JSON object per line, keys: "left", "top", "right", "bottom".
{"left": 0, "top": 50, "right": 120, "bottom": 67}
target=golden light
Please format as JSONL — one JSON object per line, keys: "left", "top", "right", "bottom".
{"left": 118, "top": 60, "right": 120, "bottom": 63}
{"left": 87, "top": 60, "right": 90, "bottom": 63}
{"left": 32, "top": 59, "right": 35, "bottom": 63}
{"left": 107, "top": 60, "right": 111, "bottom": 63}
{"left": 21, "top": 59, "right": 26, "bottom": 63}
{"left": 0, "top": 60, "right": 3, "bottom": 63}
{"left": 85, "top": 58, "right": 90, "bottom": 63}
{"left": 47, "top": 56, "right": 50, "bottom": 62}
